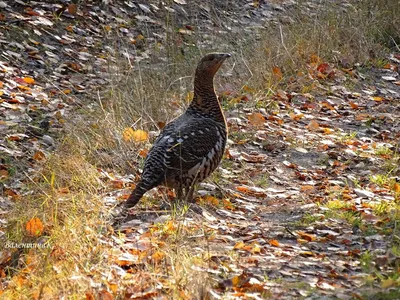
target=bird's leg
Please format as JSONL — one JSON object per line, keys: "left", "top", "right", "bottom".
{"left": 185, "top": 182, "right": 196, "bottom": 203}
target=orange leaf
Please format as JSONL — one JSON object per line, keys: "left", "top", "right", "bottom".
{"left": 321, "top": 102, "right": 335, "bottom": 110}
{"left": 26, "top": 217, "right": 44, "bottom": 236}
{"left": 151, "top": 251, "right": 165, "bottom": 263}
{"left": 269, "top": 239, "right": 279, "bottom": 247}
{"left": 301, "top": 185, "right": 314, "bottom": 192}
{"left": 248, "top": 112, "right": 265, "bottom": 126}
{"left": 32, "top": 151, "right": 46, "bottom": 161}
{"left": 98, "top": 290, "right": 114, "bottom": 300}
{"left": 307, "top": 120, "right": 320, "bottom": 131}
{"left": 297, "top": 231, "right": 316, "bottom": 242}
{"left": 138, "top": 148, "right": 148, "bottom": 157}
{"left": 23, "top": 77, "right": 35, "bottom": 84}
{"left": 349, "top": 102, "right": 359, "bottom": 109}
{"left": 272, "top": 66, "right": 282, "bottom": 80}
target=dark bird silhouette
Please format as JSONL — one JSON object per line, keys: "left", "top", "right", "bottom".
{"left": 125, "top": 53, "right": 231, "bottom": 208}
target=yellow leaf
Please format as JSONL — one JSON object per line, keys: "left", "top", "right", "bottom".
{"left": 252, "top": 243, "right": 261, "bottom": 253}
{"left": 248, "top": 112, "right": 265, "bottom": 126}
{"left": 381, "top": 278, "right": 395, "bottom": 288}
{"left": 23, "top": 77, "right": 35, "bottom": 84}
{"left": 123, "top": 128, "right": 149, "bottom": 142}
{"left": 232, "top": 276, "right": 240, "bottom": 287}
{"left": 323, "top": 128, "right": 333, "bottom": 134}
{"left": 132, "top": 129, "right": 148, "bottom": 142}
{"left": 123, "top": 128, "right": 134, "bottom": 141}
{"left": 26, "top": 217, "right": 44, "bottom": 236}
{"left": 289, "top": 112, "right": 304, "bottom": 121}
{"left": 372, "top": 96, "right": 384, "bottom": 102}
{"left": 234, "top": 241, "right": 245, "bottom": 250}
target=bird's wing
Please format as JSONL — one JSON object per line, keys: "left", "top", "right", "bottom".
{"left": 140, "top": 116, "right": 226, "bottom": 186}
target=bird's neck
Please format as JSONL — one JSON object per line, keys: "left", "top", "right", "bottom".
{"left": 187, "top": 74, "right": 225, "bottom": 123}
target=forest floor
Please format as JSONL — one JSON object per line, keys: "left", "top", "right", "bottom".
{"left": 1, "top": 0, "right": 400, "bottom": 299}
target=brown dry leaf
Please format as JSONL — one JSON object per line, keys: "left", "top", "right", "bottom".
{"left": 349, "top": 102, "right": 359, "bottom": 109}
{"left": 272, "top": 66, "right": 282, "bottom": 80}
{"left": 268, "top": 115, "right": 284, "bottom": 125}
{"left": 307, "top": 120, "right": 320, "bottom": 131}
{"left": 269, "top": 239, "right": 280, "bottom": 247}
{"left": 241, "top": 152, "right": 267, "bottom": 163}
{"left": 248, "top": 112, "right": 265, "bottom": 126}
{"left": 138, "top": 148, "right": 148, "bottom": 157}
{"left": 297, "top": 231, "right": 316, "bottom": 242}
{"left": 98, "top": 290, "right": 114, "bottom": 300}
{"left": 355, "top": 113, "right": 371, "bottom": 121}
{"left": 111, "top": 180, "right": 124, "bottom": 189}
{"left": 301, "top": 185, "right": 314, "bottom": 192}
{"left": 0, "top": 169, "right": 9, "bottom": 179}
{"left": 321, "top": 102, "right": 335, "bottom": 110}
{"left": 289, "top": 112, "right": 304, "bottom": 121}
{"left": 32, "top": 151, "right": 46, "bottom": 161}
{"left": 68, "top": 4, "right": 78, "bottom": 15}
{"left": 86, "top": 292, "right": 95, "bottom": 300}
{"left": 26, "top": 217, "right": 44, "bottom": 236}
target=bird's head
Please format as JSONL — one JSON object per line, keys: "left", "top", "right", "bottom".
{"left": 195, "top": 53, "right": 231, "bottom": 79}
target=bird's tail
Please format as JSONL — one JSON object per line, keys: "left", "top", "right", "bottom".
{"left": 124, "top": 180, "right": 154, "bottom": 208}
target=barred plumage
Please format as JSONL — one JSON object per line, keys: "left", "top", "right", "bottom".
{"left": 125, "top": 53, "right": 231, "bottom": 208}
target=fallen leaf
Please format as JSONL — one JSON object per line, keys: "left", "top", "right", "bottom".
{"left": 307, "top": 120, "right": 320, "bottom": 131}
{"left": 269, "top": 239, "right": 280, "bottom": 247}
{"left": 26, "top": 217, "right": 44, "bottom": 236}
{"left": 248, "top": 112, "right": 265, "bottom": 126}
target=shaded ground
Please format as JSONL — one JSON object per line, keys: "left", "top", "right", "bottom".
{"left": 1, "top": 0, "right": 400, "bottom": 299}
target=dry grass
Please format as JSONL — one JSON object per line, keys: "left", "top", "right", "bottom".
{"left": 2, "top": 0, "right": 400, "bottom": 298}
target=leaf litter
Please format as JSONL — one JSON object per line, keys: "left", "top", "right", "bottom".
{"left": 0, "top": 0, "right": 399, "bottom": 299}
